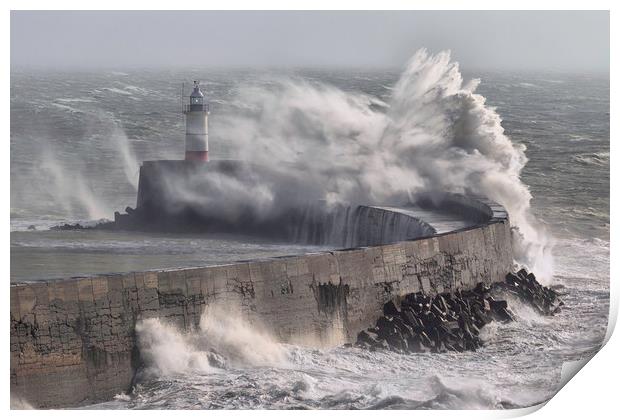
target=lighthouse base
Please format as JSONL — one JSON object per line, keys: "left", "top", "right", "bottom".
{"left": 124, "top": 159, "right": 311, "bottom": 237}
{"left": 185, "top": 150, "right": 209, "bottom": 161}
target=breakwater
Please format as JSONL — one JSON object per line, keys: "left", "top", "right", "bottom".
{"left": 10, "top": 197, "right": 512, "bottom": 408}
{"left": 355, "top": 269, "right": 562, "bottom": 354}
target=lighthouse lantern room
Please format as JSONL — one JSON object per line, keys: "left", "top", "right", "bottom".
{"left": 183, "top": 81, "right": 209, "bottom": 161}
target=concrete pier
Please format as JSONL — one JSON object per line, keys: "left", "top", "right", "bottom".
{"left": 10, "top": 204, "right": 512, "bottom": 408}
{"left": 10, "top": 160, "right": 513, "bottom": 408}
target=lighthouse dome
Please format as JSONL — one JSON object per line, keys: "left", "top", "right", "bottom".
{"left": 190, "top": 81, "right": 204, "bottom": 98}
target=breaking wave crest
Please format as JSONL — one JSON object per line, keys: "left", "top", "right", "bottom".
{"left": 213, "top": 49, "right": 554, "bottom": 279}
{"left": 406, "top": 375, "right": 523, "bottom": 409}
{"left": 572, "top": 152, "right": 609, "bottom": 167}
{"left": 135, "top": 305, "right": 289, "bottom": 378}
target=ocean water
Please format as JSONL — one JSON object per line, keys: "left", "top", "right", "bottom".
{"left": 10, "top": 63, "right": 609, "bottom": 409}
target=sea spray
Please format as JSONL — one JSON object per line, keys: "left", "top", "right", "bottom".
{"left": 25, "top": 48, "right": 555, "bottom": 279}
{"left": 198, "top": 305, "right": 289, "bottom": 367}
{"left": 85, "top": 108, "right": 141, "bottom": 192}
{"left": 108, "top": 119, "right": 140, "bottom": 190}
{"left": 159, "top": 165, "right": 277, "bottom": 224}
{"left": 135, "top": 318, "right": 216, "bottom": 377}
{"left": 135, "top": 305, "right": 289, "bottom": 378}
{"left": 212, "top": 49, "right": 555, "bottom": 279}
{"left": 40, "top": 149, "right": 111, "bottom": 220}
{"left": 23, "top": 107, "right": 140, "bottom": 222}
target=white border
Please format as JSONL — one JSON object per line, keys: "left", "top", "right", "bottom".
{"left": 3, "top": 1, "right": 617, "bottom": 11}
{"left": 3, "top": 2, "right": 616, "bottom": 419}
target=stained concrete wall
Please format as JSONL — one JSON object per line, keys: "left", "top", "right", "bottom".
{"left": 10, "top": 210, "right": 512, "bottom": 409}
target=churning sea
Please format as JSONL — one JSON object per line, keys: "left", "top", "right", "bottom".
{"left": 10, "top": 65, "right": 609, "bottom": 409}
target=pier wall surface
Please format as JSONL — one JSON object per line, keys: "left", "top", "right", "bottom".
{"left": 10, "top": 202, "right": 513, "bottom": 408}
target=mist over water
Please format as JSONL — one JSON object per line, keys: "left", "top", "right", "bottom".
{"left": 39, "top": 150, "right": 112, "bottom": 220}
{"left": 12, "top": 102, "right": 140, "bottom": 223}
{"left": 10, "top": 49, "right": 609, "bottom": 409}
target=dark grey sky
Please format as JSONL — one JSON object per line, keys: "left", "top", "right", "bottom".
{"left": 11, "top": 10, "right": 609, "bottom": 71}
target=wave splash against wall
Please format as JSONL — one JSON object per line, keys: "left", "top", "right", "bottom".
{"left": 211, "top": 49, "right": 552, "bottom": 279}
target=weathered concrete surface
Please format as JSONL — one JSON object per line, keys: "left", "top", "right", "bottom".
{"left": 10, "top": 210, "right": 512, "bottom": 408}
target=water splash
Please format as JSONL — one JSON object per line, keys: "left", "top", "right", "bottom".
{"left": 135, "top": 318, "right": 216, "bottom": 377}
{"left": 215, "top": 49, "right": 554, "bottom": 278}
{"left": 10, "top": 394, "right": 35, "bottom": 409}
{"left": 135, "top": 305, "right": 289, "bottom": 378}
{"left": 15, "top": 49, "right": 555, "bottom": 278}
{"left": 40, "top": 149, "right": 111, "bottom": 220}
{"left": 198, "top": 305, "right": 290, "bottom": 367}
{"left": 108, "top": 120, "right": 140, "bottom": 190}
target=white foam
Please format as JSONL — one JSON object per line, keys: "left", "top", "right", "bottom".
{"left": 572, "top": 151, "right": 610, "bottom": 167}
{"left": 135, "top": 305, "right": 290, "bottom": 378}
{"left": 104, "top": 87, "right": 133, "bottom": 96}
{"left": 136, "top": 318, "right": 217, "bottom": 377}
{"left": 50, "top": 102, "right": 83, "bottom": 113}
{"left": 212, "top": 49, "right": 554, "bottom": 278}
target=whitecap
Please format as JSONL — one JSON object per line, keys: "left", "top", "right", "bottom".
{"left": 572, "top": 152, "right": 609, "bottom": 167}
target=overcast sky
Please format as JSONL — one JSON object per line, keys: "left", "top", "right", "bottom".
{"left": 11, "top": 10, "right": 609, "bottom": 72}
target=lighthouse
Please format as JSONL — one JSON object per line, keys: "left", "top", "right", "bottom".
{"left": 183, "top": 81, "right": 209, "bottom": 161}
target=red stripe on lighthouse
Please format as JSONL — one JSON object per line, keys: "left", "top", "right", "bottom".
{"left": 185, "top": 151, "right": 209, "bottom": 161}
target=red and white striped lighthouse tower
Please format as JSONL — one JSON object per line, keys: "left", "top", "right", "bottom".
{"left": 183, "top": 81, "right": 209, "bottom": 161}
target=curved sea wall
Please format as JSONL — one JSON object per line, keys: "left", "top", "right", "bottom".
{"left": 10, "top": 200, "right": 513, "bottom": 408}
{"left": 288, "top": 204, "right": 437, "bottom": 247}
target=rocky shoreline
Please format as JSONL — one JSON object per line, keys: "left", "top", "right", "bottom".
{"left": 355, "top": 269, "right": 563, "bottom": 353}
